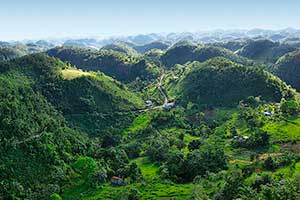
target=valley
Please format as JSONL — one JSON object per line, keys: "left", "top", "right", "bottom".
{"left": 1, "top": 29, "right": 300, "bottom": 200}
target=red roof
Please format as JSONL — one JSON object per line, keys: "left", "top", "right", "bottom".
{"left": 111, "top": 176, "right": 122, "bottom": 180}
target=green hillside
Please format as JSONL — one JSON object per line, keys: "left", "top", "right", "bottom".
{"left": 237, "top": 39, "right": 296, "bottom": 64}
{"left": 0, "top": 70, "right": 89, "bottom": 199}
{"left": 47, "top": 46, "right": 159, "bottom": 82}
{"left": 101, "top": 42, "right": 138, "bottom": 55}
{"left": 274, "top": 51, "right": 300, "bottom": 90}
{"left": 161, "top": 43, "right": 250, "bottom": 68}
{"left": 133, "top": 41, "right": 169, "bottom": 53}
{"left": 2, "top": 54, "right": 145, "bottom": 135}
{"left": 170, "top": 57, "right": 296, "bottom": 107}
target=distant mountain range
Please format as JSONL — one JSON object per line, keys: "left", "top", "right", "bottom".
{"left": 1, "top": 28, "right": 300, "bottom": 50}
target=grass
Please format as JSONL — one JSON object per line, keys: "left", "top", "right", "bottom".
{"left": 262, "top": 116, "right": 300, "bottom": 142}
{"left": 132, "top": 157, "right": 160, "bottom": 179}
{"left": 61, "top": 69, "right": 92, "bottom": 80}
{"left": 123, "top": 114, "right": 150, "bottom": 135}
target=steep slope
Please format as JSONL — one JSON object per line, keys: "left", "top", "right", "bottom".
{"left": 274, "top": 51, "right": 300, "bottom": 90}
{"left": 170, "top": 57, "right": 296, "bottom": 107}
{"left": 237, "top": 39, "right": 296, "bottom": 63}
{"left": 161, "top": 43, "right": 250, "bottom": 68}
{"left": 47, "top": 46, "right": 159, "bottom": 82}
{"left": 0, "top": 70, "right": 88, "bottom": 199}
{"left": 2, "top": 54, "right": 145, "bottom": 135}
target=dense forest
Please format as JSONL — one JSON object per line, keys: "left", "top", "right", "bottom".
{"left": 1, "top": 31, "right": 300, "bottom": 200}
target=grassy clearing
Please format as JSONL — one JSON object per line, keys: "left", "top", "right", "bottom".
{"left": 132, "top": 157, "right": 159, "bottom": 179}
{"left": 262, "top": 116, "right": 300, "bottom": 142}
{"left": 62, "top": 69, "right": 92, "bottom": 80}
{"left": 123, "top": 114, "right": 150, "bottom": 135}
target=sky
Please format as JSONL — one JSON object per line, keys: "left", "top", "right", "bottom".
{"left": 0, "top": 0, "right": 299, "bottom": 41}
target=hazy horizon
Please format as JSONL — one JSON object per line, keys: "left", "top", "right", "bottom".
{"left": 1, "top": 0, "right": 300, "bottom": 41}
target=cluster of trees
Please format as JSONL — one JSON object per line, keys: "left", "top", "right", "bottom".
{"left": 160, "top": 144, "right": 228, "bottom": 182}
{"left": 175, "top": 58, "right": 296, "bottom": 107}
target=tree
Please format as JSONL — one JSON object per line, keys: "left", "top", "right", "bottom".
{"left": 189, "top": 185, "right": 210, "bottom": 200}
{"left": 281, "top": 99, "right": 300, "bottom": 115}
{"left": 146, "top": 139, "right": 169, "bottom": 163}
{"left": 128, "top": 188, "right": 141, "bottom": 200}
{"left": 188, "top": 140, "right": 202, "bottom": 151}
{"left": 186, "top": 145, "right": 228, "bottom": 181}
{"left": 215, "top": 171, "right": 243, "bottom": 200}
{"left": 50, "top": 193, "right": 62, "bottom": 200}
{"left": 161, "top": 151, "right": 187, "bottom": 182}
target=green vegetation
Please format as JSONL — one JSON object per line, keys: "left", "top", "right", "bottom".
{"left": 47, "top": 46, "right": 160, "bottom": 83}
{"left": 101, "top": 42, "right": 138, "bottom": 55}
{"left": 2, "top": 38, "right": 300, "bottom": 200}
{"left": 133, "top": 41, "right": 169, "bottom": 54}
{"left": 274, "top": 51, "right": 300, "bottom": 90}
{"left": 170, "top": 57, "right": 296, "bottom": 107}
{"left": 161, "top": 42, "right": 250, "bottom": 68}
{"left": 237, "top": 39, "right": 296, "bottom": 64}
{"left": 0, "top": 46, "right": 27, "bottom": 61}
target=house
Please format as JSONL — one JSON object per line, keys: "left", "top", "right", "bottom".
{"left": 163, "top": 102, "right": 175, "bottom": 110}
{"left": 264, "top": 111, "right": 272, "bottom": 117}
{"left": 145, "top": 100, "right": 152, "bottom": 107}
{"left": 233, "top": 135, "right": 249, "bottom": 143}
{"left": 111, "top": 176, "right": 126, "bottom": 186}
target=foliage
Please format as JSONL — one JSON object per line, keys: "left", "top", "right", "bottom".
{"left": 237, "top": 39, "right": 296, "bottom": 64}
{"left": 274, "top": 51, "right": 300, "bottom": 90}
{"left": 172, "top": 57, "right": 296, "bottom": 107}
{"left": 161, "top": 43, "right": 250, "bottom": 68}
{"left": 47, "top": 46, "right": 159, "bottom": 82}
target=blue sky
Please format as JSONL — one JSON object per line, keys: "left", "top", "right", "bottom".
{"left": 0, "top": 0, "right": 299, "bottom": 40}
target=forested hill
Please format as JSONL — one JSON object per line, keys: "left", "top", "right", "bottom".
{"left": 169, "top": 57, "right": 297, "bottom": 107}
{"left": 0, "top": 54, "right": 145, "bottom": 135}
{"left": 274, "top": 51, "right": 300, "bottom": 90}
{"left": 0, "top": 53, "right": 146, "bottom": 198}
{"left": 237, "top": 39, "right": 296, "bottom": 64}
{"left": 160, "top": 42, "right": 251, "bottom": 68}
{"left": 0, "top": 63, "right": 89, "bottom": 199}
{"left": 47, "top": 46, "right": 160, "bottom": 82}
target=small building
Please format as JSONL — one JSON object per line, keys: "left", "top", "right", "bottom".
{"left": 233, "top": 135, "right": 249, "bottom": 143}
{"left": 163, "top": 102, "right": 175, "bottom": 110}
{"left": 264, "top": 111, "right": 272, "bottom": 117}
{"left": 111, "top": 176, "right": 126, "bottom": 186}
{"left": 145, "top": 100, "right": 152, "bottom": 107}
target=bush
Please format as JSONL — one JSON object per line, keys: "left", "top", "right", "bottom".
{"left": 123, "top": 143, "right": 142, "bottom": 159}
{"left": 50, "top": 193, "right": 62, "bottom": 200}
{"left": 281, "top": 99, "right": 300, "bottom": 115}
{"left": 146, "top": 139, "right": 169, "bottom": 163}
{"left": 186, "top": 144, "right": 228, "bottom": 181}
{"left": 73, "top": 156, "right": 97, "bottom": 178}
